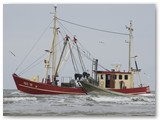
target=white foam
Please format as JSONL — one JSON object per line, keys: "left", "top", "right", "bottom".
{"left": 3, "top": 97, "right": 37, "bottom": 102}
{"left": 11, "top": 91, "right": 24, "bottom": 95}
{"left": 90, "top": 95, "right": 155, "bottom": 105}
{"left": 139, "top": 93, "right": 155, "bottom": 97}
{"left": 91, "top": 96, "right": 129, "bottom": 103}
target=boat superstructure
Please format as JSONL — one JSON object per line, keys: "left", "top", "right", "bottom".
{"left": 80, "top": 21, "right": 150, "bottom": 95}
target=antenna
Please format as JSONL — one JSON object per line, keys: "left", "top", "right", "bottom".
{"left": 54, "top": 4, "right": 57, "bottom": 11}
{"left": 111, "top": 64, "right": 121, "bottom": 71}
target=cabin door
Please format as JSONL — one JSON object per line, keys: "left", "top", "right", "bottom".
{"left": 110, "top": 75, "right": 115, "bottom": 88}
{"left": 119, "top": 81, "right": 125, "bottom": 89}
{"left": 105, "top": 74, "right": 115, "bottom": 88}
{"left": 105, "top": 74, "right": 110, "bottom": 88}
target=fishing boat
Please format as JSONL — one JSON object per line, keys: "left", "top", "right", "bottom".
{"left": 79, "top": 21, "right": 150, "bottom": 95}
{"left": 13, "top": 6, "right": 87, "bottom": 95}
{"left": 13, "top": 7, "right": 150, "bottom": 95}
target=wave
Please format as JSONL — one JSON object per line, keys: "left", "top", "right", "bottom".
{"left": 139, "top": 93, "right": 155, "bottom": 98}
{"left": 10, "top": 91, "right": 26, "bottom": 96}
{"left": 11, "top": 91, "right": 22, "bottom": 95}
{"left": 3, "top": 97, "right": 37, "bottom": 102}
{"left": 89, "top": 95, "right": 155, "bottom": 105}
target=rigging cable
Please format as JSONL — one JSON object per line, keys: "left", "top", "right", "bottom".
{"left": 77, "top": 41, "right": 110, "bottom": 71}
{"left": 57, "top": 22, "right": 83, "bottom": 74}
{"left": 58, "top": 18, "right": 110, "bottom": 71}
{"left": 54, "top": 35, "right": 69, "bottom": 77}
{"left": 57, "top": 20, "right": 74, "bottom": 37}
{"left": 19, "top": 34, "right": 64, "bottom": 76}
{"left": 68, "top": 42, "right": 79, "bottom": 73}
{"left": 56, "top": 24, "right": 76, "bottom": 74}
{"left": 71, "top": 40, "right": 109, "bottom": 71}
{"left": 74, "top": 37, "right": 86, "bottom": 72}
{"left": 57, "top": 17, "right": 129, "bottom": 36}
{"left": 14, "top": 20, "right": 54, "bottom": 73}
{"left": 19, "top": 53, "right": 47, "bottom": 75}
{"left": 132, "top": 38, "right": 142, "bottom": 87}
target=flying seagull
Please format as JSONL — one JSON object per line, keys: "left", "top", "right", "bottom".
{"left": 9, "top": 50, "right": 16, "bottom": 57}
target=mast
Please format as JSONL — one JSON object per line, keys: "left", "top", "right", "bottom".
{"left": 44, "top": 6, "right": 58, "bottom": 81}
{"left": 127, "top": 21, "right": 142, "bottom": 87}
{"left": 52, "top": 6, "right": 58, "bottom": 81}
{"left": 54, "top": 35, "right": 69, "bottom": 79}
{"left": 128, "top": 20, "right": 133, "bottom": 72}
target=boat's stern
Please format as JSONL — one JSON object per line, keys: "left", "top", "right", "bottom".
{"left": 146, "top": 86, "right": 151, "bottom": 93}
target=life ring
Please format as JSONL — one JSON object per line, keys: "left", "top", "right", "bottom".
{"left": 100, "top": 81, "right": 104, "bottom": 87}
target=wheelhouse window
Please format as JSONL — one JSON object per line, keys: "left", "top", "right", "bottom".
{"left": 114, "top": 75, "right": 117, "bottom": 80}
{"left": 119, "top": 75, "right": 122, "bottom": 79}
{"left": 124, "top": 75, "right": 128, "bottom": 80}
{"left": 101, "top": 74, "right": 104, "bottom": 79}
{"left": 107, "top": 74, "right": 111, "bottom": 80}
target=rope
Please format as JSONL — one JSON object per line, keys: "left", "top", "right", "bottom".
{"left": 68, "top": 42, "right": 79, "bottom": 73}
{"left": 76, "top": 43, "right": 86, "bottom": 72}
{"left": 54, "top": 36, "right": 69, "bottom": 77}
{"left": 14, "top": 20, "right": 53, "bottom": 73}
{"left": 57, "top": 17, "right": 129, "bottom": 36}
{"left": 132, "top": 38, "right": 142, "bottom": 86}
{"left": 58, "top": 19, "right": 109, "bottom": 71}
{"left": 19, "top": 53, "right": 47, "bottom": 75}
{"left": 57, "top": 20, "right": 74, "bottom": 37}
{"left": 77, "top": 41, "right": 110, "bottom": 71}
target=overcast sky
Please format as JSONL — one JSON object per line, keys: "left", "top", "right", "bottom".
{"left": 3, "top": 4, "right": 155, "bottom": 90}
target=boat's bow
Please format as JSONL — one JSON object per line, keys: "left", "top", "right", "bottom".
{"left": 12, "top": 73, "right": 86, "bottom": 95}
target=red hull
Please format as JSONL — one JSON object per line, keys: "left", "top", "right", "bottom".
{"left": 12, "top": 74, "right": 85, "bottom": 95}
{"left": 110, "top": 86, "right": 150, "bottom": 95}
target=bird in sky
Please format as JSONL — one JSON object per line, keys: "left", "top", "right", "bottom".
{"left": 9, "top": 50, "right": 16, "bottom": 57}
